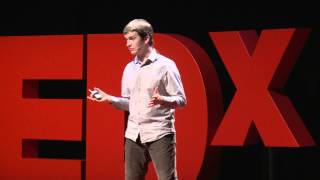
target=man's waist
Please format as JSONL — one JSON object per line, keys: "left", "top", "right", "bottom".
{"left": 128, "top": 113, "right": 174, "bottom": 123}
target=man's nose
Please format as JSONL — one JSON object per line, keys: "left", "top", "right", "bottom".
{"left": 126, "top": 40, "right": 131, "bottom": 47}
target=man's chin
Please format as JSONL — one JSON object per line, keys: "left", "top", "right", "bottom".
{"left": 129, "top": 51, "right": 137, "bottom": 55}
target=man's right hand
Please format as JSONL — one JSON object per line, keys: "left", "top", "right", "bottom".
{"left": 87, "top": 87, "right": 113, "bottom": 103}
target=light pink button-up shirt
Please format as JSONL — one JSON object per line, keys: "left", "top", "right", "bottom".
{"left": 111, "top": 49, "right": 186, "bottom": 143}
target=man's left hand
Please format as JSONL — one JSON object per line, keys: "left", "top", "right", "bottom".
{"left": 148, "top": 87, "right": 163, "bottom": 107}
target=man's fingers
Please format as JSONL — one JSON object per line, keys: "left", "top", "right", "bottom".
{"left": 153, "top": 87, "right": 159, "bottom": 94}
{"left": 148, "top": 94, "right": 163, "bottom": 107}
{"left": 147, "top": 102, "right": 154, "bottom": 107}
{"left": 87, "top": 96, "right": 96, "bottom": 101}
{"left": 148, "top": 98, "right": 155, "bottom": 104}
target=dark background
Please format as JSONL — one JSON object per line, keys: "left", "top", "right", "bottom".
{"left": 1, "top": 2, "right": 320, "bottom": 179}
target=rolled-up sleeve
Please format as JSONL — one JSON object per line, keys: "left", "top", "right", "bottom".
{"left": 110, "top": 96, "right": 129, "bottom": 111}
{"left": 110, "top": 63, "right": 131, "bottom": 111}
{"left": 162, "top": 62, "right": 187, "bottom": 107}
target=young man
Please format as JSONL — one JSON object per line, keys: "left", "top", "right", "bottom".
{"left": 87, "top": 19, "right": 186, "bottom": 180}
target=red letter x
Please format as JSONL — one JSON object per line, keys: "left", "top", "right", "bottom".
{"left": 210, "top": 28, "right": 315, "bottom": 147}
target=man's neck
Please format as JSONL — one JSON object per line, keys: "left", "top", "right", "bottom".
{"left": 137, "top": 47, "right": 153, "bottom": 64}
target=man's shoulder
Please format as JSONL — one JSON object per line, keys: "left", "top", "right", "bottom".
{"left": 155, "top": 53, "right": 181, "bottom": 74}
{"left": 156, "top": 53, "right": 176, "bottom": 67}
{"left": 122, "top": 59, "right": 137, "bottom": 74}
{"left": 124, "top": 59, "right": 136, "bottom": 68}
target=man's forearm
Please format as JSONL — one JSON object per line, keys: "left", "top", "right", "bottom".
{"left": 161, "top": 95, "right": 187, "bottom": 108}
{"left": 109, "top": 96, "right": 129, "bottom": 111}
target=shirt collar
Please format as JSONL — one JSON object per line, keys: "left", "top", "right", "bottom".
{"left": 133, "top": 48, "right": 158, "bottom": 64}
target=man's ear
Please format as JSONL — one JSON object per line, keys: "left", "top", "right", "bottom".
{"left": 144, "top": 35, "right": 150, "bottom": 44}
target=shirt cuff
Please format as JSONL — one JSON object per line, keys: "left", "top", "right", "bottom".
{"left": 161, "top": 96, "right": 176, "bottom": 103}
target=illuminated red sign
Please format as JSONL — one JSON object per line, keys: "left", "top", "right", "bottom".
{"left": 0, "top": 28, "right": 314, "bottom": 179}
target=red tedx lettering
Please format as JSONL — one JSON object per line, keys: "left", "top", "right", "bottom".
{"left": 0, "top": 34, "right": 223, "bottom": 179}
{"left": 0, "top": 35, "right": 83, "bottom": 179}
{"left": 209, "top": 29, "right": 315, "bottom": 147}
{"left": 0, "top": 28, "right": 315, "bottom": 179}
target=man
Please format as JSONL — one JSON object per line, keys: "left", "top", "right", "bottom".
{"left": 87, "top": 19, "right": 186, "bottom": 180}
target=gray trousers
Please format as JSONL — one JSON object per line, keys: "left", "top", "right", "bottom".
{"left": 125, "top": 134, "right": 178, "bottom": 180}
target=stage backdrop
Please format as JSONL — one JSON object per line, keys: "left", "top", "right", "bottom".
{"left": 0, "top": 3, "right": 320, "bottom": 180}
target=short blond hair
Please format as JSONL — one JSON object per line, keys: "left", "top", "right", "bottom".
{"left": 123, "top": 19, "right": 154, "bottom": 46}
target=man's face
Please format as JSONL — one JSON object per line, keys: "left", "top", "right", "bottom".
{"left": 124, "top": 31, "right": 147, "bottom": 56}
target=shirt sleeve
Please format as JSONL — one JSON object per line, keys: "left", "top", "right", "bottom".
{"left": 162, "top": 62, "right": 187, "bottom": 107}
{"left": 109, "top": 63, "right": 131, "bottom": 111}
{"left": 110, "top": 96, "right": 129, "bottom": 111}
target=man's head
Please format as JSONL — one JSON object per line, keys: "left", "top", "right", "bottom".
{"left": 123, "top": 19, "right": 154, "bottom": 56}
